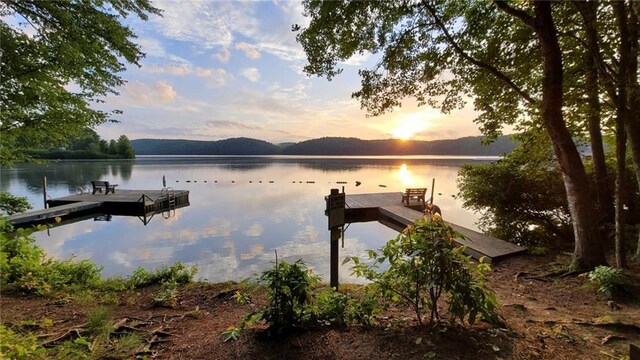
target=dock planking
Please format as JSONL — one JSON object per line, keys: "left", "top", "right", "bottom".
{"left": 343, "top": 192, "right": 526, "bottom": 263}
{"left": 9, "top": 201, "right": 102, "bottom": 226}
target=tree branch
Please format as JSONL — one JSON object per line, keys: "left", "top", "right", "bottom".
{"left": 422, "top": 2, "right": 537, "bottom": 105}
{"left": 493, "top": 1, "right": 536, "bottom": 29}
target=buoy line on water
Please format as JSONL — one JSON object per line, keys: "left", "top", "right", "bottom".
{"left": 167, "top": 179, "right": 460, "bottom": 198}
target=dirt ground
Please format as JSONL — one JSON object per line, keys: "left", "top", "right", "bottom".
{"left": 2, "top": 253, "right": 640, "bottom": 359}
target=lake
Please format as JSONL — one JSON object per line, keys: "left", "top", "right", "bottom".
{"left": 1, "top": 156, "right": 495, "bottom": 283}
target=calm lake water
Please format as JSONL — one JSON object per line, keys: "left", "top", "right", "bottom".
{"left": 1, "top": 156, "right": 495, "bottom": 283}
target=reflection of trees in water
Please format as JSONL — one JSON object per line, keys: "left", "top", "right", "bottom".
{"left": 134, "top": 157, "right": 493, "bottom": 173}
{"left": 8, "top": 161, "right": 134, "bottom": 194}
{"left": 219, "top": 163, "right": 269, "bottom": 171}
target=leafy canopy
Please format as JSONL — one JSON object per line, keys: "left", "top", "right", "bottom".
{"left": 0, "top": 0, "right": 161, "bottom": 164}
{"left": 297, "top": 0, "right": 540, "bottom": 139}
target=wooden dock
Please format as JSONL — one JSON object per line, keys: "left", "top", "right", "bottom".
{"left": 8, "top": 202, "right": 102, "bottom": 225}
{"left": 342, "top": 192, "right": 526, "bottom": 263}
{"left": 9, "top": 189, "right": 189, "bottom": 227}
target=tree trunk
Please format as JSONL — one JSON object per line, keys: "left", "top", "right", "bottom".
{"left": 613, "top": 1, "right": 632, "bottom": 268}
{"left": 625, "top": 3, "right": 640, "bottom": 261}
{"left": 577, "top": 1, "right": 613, "bottom": 223}
{"left": 534, "top": 2, "right": 607, "bottom": 269}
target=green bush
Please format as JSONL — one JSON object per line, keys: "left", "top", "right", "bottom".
{"left": 346, "top": 286, "right": 382, "bottom": 327}
{"left": 346, "top": 215, "right": 499, "bottom": 328}
{"left": 587, "top": 266, "right": 629, "bottom": 299}
{"left": 153, "top": 281, "right": 179, "bottom": 308}
{"left": 127, "top": 262, "right": 197, "bottom": 289}
{"left": 0, "top": 325, "right": 45, "bottom": 359}
{"left": 0, "top": 192, "right": 32, "bottom": 215}
{"left": 457, "top": 132, "right": 572, "bottom": 247}
{"left": 311, "top": 288, "right": 349, "bottom": 326}
{"left": 0, "top": 218, "right": 103, "bottom": 294}
{"left": 1, "top": 217, "right": 195, "bottom": 296}
{"left": 248, "top": 259, "right": 321, "bottom": 332}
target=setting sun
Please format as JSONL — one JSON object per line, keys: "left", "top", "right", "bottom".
{"left": 391, "top": 125, "right": 418, "bottom": 140}
{"left": 389, "top": 111, "right": 435, "bottom": 140}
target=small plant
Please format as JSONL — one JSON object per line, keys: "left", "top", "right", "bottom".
{"left": 252, "top": 258, "right": 320, "bottom": 331}
{"left": 128, "top": 262, "right": 197, "bottom": 289}
{"left": 587, "top": 266, "right": 629, "bottom": 299}
{"left": 0, "top": 324, "right": 45, "bottom": 359}
{"left": 346, "top": 215, "right": 499, "bottom": 328}
{"left": 86, "top": 306, "right": 114, "bottom": 337}
{"left": 346, "top": 288, "right": 382, "bottom": 327}
{"left": 232, "top": 291, "right": 251, "bottom": 305}
{"left": 154, "top": 281, "right": 179, "bottom": 308}
{"left": 311, "top": 288, "right": 349, "bottom": 326}
{"left": 222, "top": 326, "right": 242, "bottom": 342}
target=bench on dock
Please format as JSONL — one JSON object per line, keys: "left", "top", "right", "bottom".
{"left": 402, "top": 188, "right": 427, "bottom": 206}
{"left": 91, "top": 181, "right": 118, "bottom": 194}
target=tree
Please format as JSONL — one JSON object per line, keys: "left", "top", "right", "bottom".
{"left": 0, "top": 0, "right": 161, "bottom": 165}
{"left": 297, "top": 0, "right": 607, "bottom": 269}
{"left": 108, "top": 139, "right": 118, "bottom": 155}
{"left": 116, "top": 134, "right": 135, "bottom": 159}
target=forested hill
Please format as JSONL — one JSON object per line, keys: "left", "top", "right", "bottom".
{"left": 132, "top": 138, "right": 281, "bottom": 155}
{"left": 281, "top": 136, "right": 515, "bottom": 155}
{"left": 132, "top": 135, "right": 516, "bottom": 156}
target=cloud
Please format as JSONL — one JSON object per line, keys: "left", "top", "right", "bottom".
{"left": 205, "top": 68, "right": 233, "bottom": 88}
{"left": 122, "top": 81, "right": 176, "bottom": 104}
{"left": 240, "top": 67, "right": 261, "bottom": 82}
{"left": 205, "top": 120, "right": 263, "bottom": 130}
{"left": 142, "top": 64, "right": 232, "bottom": 87}
{"left": 213, "top": 47, "right": 231, "bottom": 62}
{"left": 235, "top": 42, "right": 261, "bottom": 59}
{"left": 137, "top": 37, "right": 167, "bottom": 58}
{"left": 144, "top": 64, "right": 192, "bottom": 75}
{"left": 150, "top": 0, "right": 258, "bottom": 48}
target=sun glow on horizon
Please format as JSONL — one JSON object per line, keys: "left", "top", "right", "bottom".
{"left": 389, "top": 111, "right": 436, "bottom": 140}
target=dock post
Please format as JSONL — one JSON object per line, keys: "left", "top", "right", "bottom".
{"left": 430, "top": 178, "right": 435, "bottom": 205}
{"left": 327, "top": 188, "right": 345, "bottom": 290}
{"left": 330, "top": 226, "right": 340, "bottom": 289}
{"left": 43, "top": 176, "right": 48, "bottom": 209}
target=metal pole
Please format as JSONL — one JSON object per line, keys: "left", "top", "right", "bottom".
{"left": 43, "top": 176, "right": 48, "bottom": 209}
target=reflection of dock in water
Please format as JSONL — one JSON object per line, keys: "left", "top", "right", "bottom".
{"left": 8, "top": 189, "right": 189, "bottom": 227}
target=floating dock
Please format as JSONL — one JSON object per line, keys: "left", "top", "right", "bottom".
{"left": 342, "top": 192, "right": 526, "bottom": 263}
{"left": 9, "top": 189, "right": 189, "bottom": 227}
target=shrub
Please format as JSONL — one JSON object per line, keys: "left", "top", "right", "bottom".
{"left": 0, "top": 218, "right": 103, "bottom": 294}
{"left": 346, "top": 287, "right": 382, "bottom": 327}
{"left": 0, "top": 324, "right": 45, "bottom": 359}
{"left": 153, "top": 281, "right": 179, "bottom": 308}
{"left": 346, "top": 215, "right": 499, "bottom": 328}
{"left": 457, "top": 132, "right": 572, "bottom": 247}
{"left": 587, "top": 266, "right": 629, "bottom": 299}
{"left": 0, "top": 192, "right": 31, "bottom": 215}
{"left": 311, "top": 288, "right": 349, "bottom": 326}
{"left": 248, "top": 258, "right": 321, "bottom": 332}
{"left": 128, "top": 262, "right": 197, "bottom": 289}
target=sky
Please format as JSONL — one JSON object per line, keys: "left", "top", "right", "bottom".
{"left": 89, "top": 1, "right": 483, "bottom": 143}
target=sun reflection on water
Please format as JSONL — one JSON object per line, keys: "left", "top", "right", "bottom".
{"left": 397, "top": 163, "right": 414, "bottom": 187}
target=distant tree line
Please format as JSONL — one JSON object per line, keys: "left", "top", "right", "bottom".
{"left": 131, "top": 135, "right": 516, "bottom": 156}
{"left": 24, "top": 128, "right": 135, "bottom": 160}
